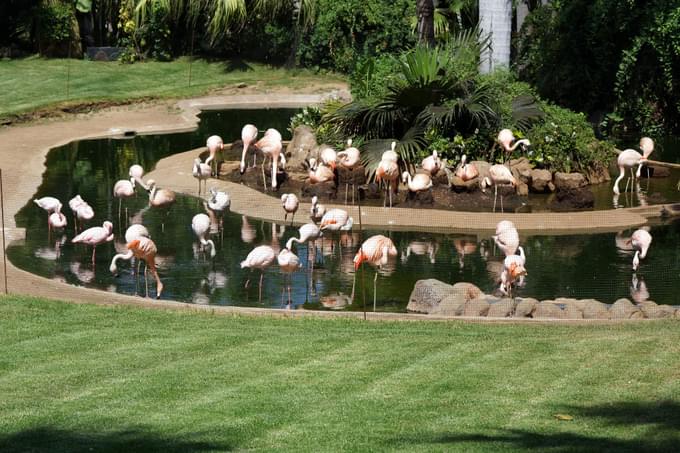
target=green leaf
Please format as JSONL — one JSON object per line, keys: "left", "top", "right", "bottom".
{"left": 75, "top": 0, "right": 92, "bottom": 13}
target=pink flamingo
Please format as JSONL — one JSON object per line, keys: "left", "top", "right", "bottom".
{"left": 34, "top": 197, "right": 62, "bottom": 225}
{"left": 310, "top": 196, "right": 326, "bottom": 224}
{"left": 455, "top": 154, "right": 479, "bottom": 181}
{"left": 287, "top": 223, "right": 322, "bottom": 269}
{"left": 353, "top": 234, "right": 398, "bottom": 310}
{"left": 277, "top": 245, "right": 302, "bottom": 304}
{"left": 382, "top": 141, "right": 399, "bottom": 162}
{"left": 241, "top": 245, "right": 277, "bottom": 301}
{"left": 281, "top": 193, "right": 299, "bottom": 225}
{"left": 146, "top": 179, "right": 176, "bottom": 231}
{"left": 129, "top": 165, "right": 147, "bottom": 190}
{"left": 308, "top": 158, "right": 335, "bottom": 184}
{"left": 113, "top": 177, "right": 136, "bottom": 223}
{"left": 337, "top": 139, "right": 361, "bottom": 204}
{"left": 72, "top": 220, "right": 114, "bottom": 266}
{"left": 481, "top": 164, "right": 516, "bottom": 212}
{"left": 421, "top": 150, "right": 442, "bottom": 176}
{"left": 630, "top": 228, "right": 652, "bottom": 271}
{"left": 613, "top": 137, "right": 654, "bottom": 195}
{"left": 192, "top": 213, "right": 216, "bottom": 259}
{"left": 500, "top": 254, "right": 527, "bottom": 297}
{"left": 376, "top": 155, "right": 399, "bottom": 208}
{"left": 205, "top": 135, "right": 224, "bottom": 176}
{"left": 497, "top": 129, "right": 530, "bottom": 161}
{"left": 192, "top": 158, "right": 211, "bottom": 195}
{"left": 255, "top": 128, "right": 284, "bottom": 191}
{"left": 239, "top": 124, "right": 259, "bottom": 173}
{"left": 402, "top": 171, "right": 433, "bottom": 192}
{"left": 319, "top": 145, "right": 337, "bottom": 171}
{"left": 492, "top": 220, "right": 520, "bottom": 257}
{"left": 48, "top": 212, "right": 67, "bottom": 251}
{"left": 68, "top": 195, "right": 94, "bottom": 233}
{"left": 110, "top": 236, "right": 163, "bottom": 299}
{"left": 320, "top": 209, "right": 353, "bottom": 232}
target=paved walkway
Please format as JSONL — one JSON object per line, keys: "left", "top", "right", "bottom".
{"left": 0, "top": 92, "right": 675, "bottom": 321}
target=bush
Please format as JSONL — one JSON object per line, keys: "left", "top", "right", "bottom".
{"left": 36, "top": 1, "right": 77, "bottom": 56}
{"left": 297, "top": 0, "right": 416, "bottom": 73}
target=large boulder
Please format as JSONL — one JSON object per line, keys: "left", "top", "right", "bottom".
{"left": 554, "top": 172, "right": 588, "bottom": 190}
{"left": 550, "top": 188, "right": 595, "bottom": 211}
{"left": 533, "top": 301, "right": 567, "bottom": 319}
{"left": 301, "top": 180, "right": 337, "bottom": 200}
{"left": 402, "top": 188, "right": 434, "bottom": 207}
{"left": 487, "top": 298, "right": 516, "bottom": 318}
{"left": 509, "top": 157, "right": 533, "bottom": 185}
{"left": 582, "top": 299, "right": 611, "bottom": 319}
{"left": 530, "top": 169, "right": 553, "bottom": 193}
{"left": 585, "top": 164, "right": 611, "bottom": 184}
{"left": 432, "top": 282, "right": 485, "bottom": 316}
{"left": 463, "top": 297, "right": 490, "bottom": 317}
{"left": 639, "top": 301, "right": 676, "bottom": 319}
{"left": 514, "top": 297, "right": 539, "bottom": 317}
{"left": 407, "top": 279, "right": 454, "bottom": 314}
{"left": 285, "top": 125, "right": 318, "bottom": 170}
{"left": 609, "top": 298, "right": 641, "bottom": 319}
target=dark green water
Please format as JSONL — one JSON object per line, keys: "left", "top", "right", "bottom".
{"left": 8, "top": 109, "right": 680, "bottom": 308}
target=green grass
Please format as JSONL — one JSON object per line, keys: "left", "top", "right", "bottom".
{"left": 0, "top": 295, "right": 678, "bottom": 452}
{"left": 0, "top": 56, "right": 345, "bottom": 120}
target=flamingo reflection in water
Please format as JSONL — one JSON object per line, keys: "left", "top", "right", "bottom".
{"left": 452, "top": 236, "right": 476, "bottom": 269}
{"left": 401, "top": 240, "right": 438, "bottom": 264}
{"left": 630, "top": 274, "right": 650, "bottom": 303}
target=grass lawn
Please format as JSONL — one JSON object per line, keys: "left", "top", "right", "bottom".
{"left": 0, "top": 295, "right": 678, "bottom": 452}
{"left": 0, "top": 56, "right": 345, "bottom": 121}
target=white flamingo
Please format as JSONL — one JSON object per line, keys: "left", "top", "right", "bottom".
{"left": 497, "top": 129, "right": 530, "bottom": 161}
{"left": 613, "top": 137, "right": 654, "bottom": 195}
{"left": 337, "top": 138, "right": 361, "bottom": 204}
{"left": 72, "top": 220, "right": 114, "bottom": 266}
{"left": 277, "top": 246, "right": 302, "bottom": 305}
{"left": 205, "top": 135, "right": 224, "bottom": 176}
{"left": 402, "top": 171, "right": 433, "bottom": 192}
{"left": 113, "top": 177, "right": 136, "bottom": 222}
{"left": 310, "top": 195, "right": 326, "bottom": 224}
{"left": 455, "top": 155, "right": 479, "bottom": 181}
{"left": 192, "top": 213, "right": 216, "bottom": 259}
{"left": 129, "top": 165, "right": 147, "bottom": 190}
{"left": 239, "top": 124, "right": 259, "bottom": 173}
{"left": 255, "top": 128, "right": 284, "bottom": 191}
{"left": 281, "top": 193, "right": 299, "bottom": 225}
{"left": 68, "top": 195, "right": 94, "bottom": 233}
{"left": 241, "top": 245, "right": 277, "bottom": 301}
{"left": 630, "top": 228, "right": 652, "bottom": 271}
{"left": 421, "top": 150, "right": 442, "bottom": 176}
{"left": 481, "top": 164, "right": 516, "bottom": 212}
{"left": 192, "top": 157, "right": 211, "bottom": 195}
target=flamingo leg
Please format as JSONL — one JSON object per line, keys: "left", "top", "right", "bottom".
{"left": 258, "top": 271, "right": 264, "bottom": 302}
{"left": 144, "top": 267, "right": 149, "bottom": 298}
{"left": 493, "top": 185, "right": 498, "bottom": 213}
{"left": 92, "top": 246, "right": 96, "bottom": 267}
{"left": 261, "top": 156, "right": 269, "bottom": 191}
{"left": 345, "top": 183, "right": 349, "bottom": 205}
{"left": 373, "top": 271, "right": 378, "bottom": 312}
{"left": 500, "top": 187, "right": 504, "bottom": 213}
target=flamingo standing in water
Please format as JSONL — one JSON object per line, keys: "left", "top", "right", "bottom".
{"left": 481, "top": 164, "right": 516, "bottom": 212}
{"left": 192, "top": 158, "right": 211, "bottom": 195}
{"left": 277, "top": 245, "right": 302, "bottom": 305}
{"left": 497, "top": 129, "right": 530, "bottom": 161}
{"left": 310, "top": 196, "right": 326, "bottom": 224}
{"left": 320, "top": 208, "right": 353, "bottom": 255}
{"left": 110, "top": 236, "right": 163, "bottom": 299}
{"left": 308, "top": 158, "right": 335, "bottom": 184}
{"left": 205, "top": 135, "right": 224, "bottom": 176}
{"left": 69, "top": 195, "right": 94, "bottom": 233}
{"left": 147, "top": 179, "right": 176, "bottom": 231}
{"left": 499, "top": 254, "right": 527, "bottom": 297}
{"left": 34, "top": 197, "right": 62, "bottom": 226}
{"left": 129, "top": 165, "right": 147, "bottom": 190}
{"left": 192, "top": 213, "right": 216, "bottom": 259}
{"left": 630, "top": 228, "right": 652, "bottom": 271}
{"left": 255, "top": 128, "right": 284, "bottom": 191}
{"left": 353, "top": 234, "right": 398, "bottom": 310}
{"left": 613, "top": 137, "right": 655, "bottom": 195}
{"left": 281, "top": 193, "right": 299, "bottom": 225}
{"left": 287, "top": 223, "right": 322, "bottom": 267}
{"left": 421, "top": 150, "right": 442, "bottom": 177}
{"left": 402, "top": 171, "right": 433, "bottom": 193}
{"left": 113, "top": 177, "right": 136, "bottom": 223}
{"left": 337, "top": 139, "right": 361, "bottom": 204}
{"left": 207, "top": 188, "right": 230, "bottom": 235}
{"left": 376, "top": 154, "right": 400, "bottom": 208}
{"left": 241, "top": 245, "right": 277, "bottom": 301}
{"left": 455, "top": 155, "right": 479, "bottom": 181}
{"left": 72, "top": 220, "right": 114, "bottom": 266}
{"left": 493, "top": 220, "right": 520, "bottom": 256}
{"left": 239, "top": 124, "right": 259, "bottom": 173}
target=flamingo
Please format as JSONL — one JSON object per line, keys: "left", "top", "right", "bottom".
{"left": 68, "top": 195, "right": 94, "bottom": 233}
{"left": 48, "top": 212, "right": 67, "bottom": 247}
{"left": 353, "top": 234, "right": 398, "bottom": 310}
{"left": 277, "top": 245, "right": 302, "bottom": 304}
{"left": 453, "top": 237, "right": 476, "bottom": 269}
{"left": 146, "top": 179, "right": 176, "bottom": 231}
{"left": 129, "top": 164, "right": 147, "bottom": 190}
{"left": 205, "top": 135, "right": 224, "bottom": 176}
{"left": 192, "top": 213, "right": 216, "bottom": 259}
{"left": 34, "top": 197, "right": 62, "bottom": 224}
{"left": 255, "top": 128, "right": 284, "bottom": 191}
{"left": 207, "top": 188, "right": 230, "bottom": 234}
{"left": 421, "top": 150, "right": 442, "bottom": 177}
{"left": 110, "top": 236, "right": 163, "bottom": 299}
{"left": 613, "top": 137, "right": 654, "bottom": 195}
{"left": 310, "top": 195, "right": 326, "bottom": 224}
{"left": 240, "top": 124, "right": 259, "bottom": 173}
{"left": 376, "top": 155, "right": 399, "bottom": 208}
{"left": 455, "top": 155, "right": 479, "bottom": 181}
{"left": 72, "top": 220, "right": 114, "bottom": 266}
{"left": 281, "top": 193, "right": 299, "bottom": 225}
{"left": 492, "top": 221, "right": 520, "bottom": 256}
{"left": 382, "top": 141, "right": 399, "bottom": 162}
{"left": 499, "top": 253, "right": 528, "bottom": 297}
{"left": 241, "top": 245, "right": 277, "bottom": 301}
{"left": 319, "top": 145, "right": 337, "bottom": 171}
{"left": 308, "top": 158, "right": 335, "bottom": 184}
{"left": 337, "top": 139, "right": 361, "bottom": 204}
{"left": 497, "top": 129, "right": 530, "bottom": 161}
{"left": 192, "top": 158, "right": 211, "bottom": 195}
{"left": 481, "top": 164, "right": 516, "bottom": 212}
{"left": 319, "top": 209, "right": 353, "bottom": 232}
{"left": 402, "top": 171, "right": 433, "bottom": 192}
{"left": 113, "top": 177, "right": 136, "bottom": 223}
{"left": 287, "top": 223, "right": 322, "bottom": 266}
{"left": 630, "top": 228, "right": 652, "bottom": 271}
{"left": 241, "top": 215, "right": 256, "bottom": 243}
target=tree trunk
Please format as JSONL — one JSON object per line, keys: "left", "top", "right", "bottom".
{"left": 479, "top": 0, "right": 512, "bottom": 73}
{"left": 416, "top": 0, "right": 435, "bottom": 46}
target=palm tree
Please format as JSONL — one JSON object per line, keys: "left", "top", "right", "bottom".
{"left": 478, "top": 0, "right": 512, "bottom": 73}
{"left": 416, "top": 0, "right": 435, "bottom": 46}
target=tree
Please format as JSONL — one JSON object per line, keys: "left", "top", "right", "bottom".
{"left": 478, "top": 0, "right": 512, "bottom": 73}
{"left": 416, "top": 0, "right": 435, "bottom": 46}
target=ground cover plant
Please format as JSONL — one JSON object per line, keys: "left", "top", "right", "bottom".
{"left": 1, "top": 295, "right": 678, "bottom": 452}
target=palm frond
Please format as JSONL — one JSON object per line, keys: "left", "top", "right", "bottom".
{"left": 511, "top": 94, "right": 545, "bottom": 132}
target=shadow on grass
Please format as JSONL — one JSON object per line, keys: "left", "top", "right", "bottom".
{"left": 0, "top": 427, "right": 232, "bottom": 453}
{"left": 221, "top": 58, "right": 254, "bottom": 73}
{"left": 394, "top": 400, "right": 680, "bottom": 453}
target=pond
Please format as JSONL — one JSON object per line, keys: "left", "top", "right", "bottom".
{"left": 8, "top": 109, "right": 680, "bottom": 310}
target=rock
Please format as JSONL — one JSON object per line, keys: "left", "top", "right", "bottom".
{"left": 609, "top": 298, "right": 641, "bottom": 319}
{"left": 530, "top": 169, "right": 553, "bottom": 193}
{"left": 509, "top": 157, "right": 533, "bottom": 184}
{"left": 472, "top": 161, "right": 491, "bottom": 180}
{"left": 554, "top": 298, "right": 586, "bottom": 312}
{"left": 550, "top": 188, "right": 594, "bottom": 211}
{"left": 487, "top": 298, "right": 516, "bottom": 318}
{"left": 646, "top": 165, "right": 670, "bottom": 178}
{"left": 230, "top": 165, "right": 288, "bottom": 190}
{"left": 514, "top": 297, "right": 539, "bottom": 317}
{"left": 563, "top": 305, "right": 584, "bottom": 319}
{"left": 357, "top": 183, "right": 382, "bottom": 200}
{"left": 285, "top": 126, "right": 318, "bottom": 170}
{"left": 449, "top": 174, "right": 481, "bottom": 193}
{"left": 639, "top": 301, "right": 676, "bottom": 319}
{"left": 337, "top": 165, "right": 366, "bottom": 186}
{"left": 582, "top": 299, "right": 611, "bottom": 319}
{"left": 402, "top": 188, "right": 434, "bottom": 207}
{"left": 407, "top": 279, "right": 454, "bottom": 314}
{"left": 533, "top": 301, "right": 567, "bottom": 319}
{"left": 301, "top": 180, "right": 337, "bottom": 200}
{"left": 432, "top": 282, "right": 485, "bottom": 316}
{"left": 586, "top": 164, "right": 611, "bottom": 184}
{"left": 463, "top": 297, "right": 490, "bottom": 317}
{"left": 517, "top": 181, "right": 530, "bottom": 196}
{"left": 554, "top": 172, "right": 588, "bottom": 190}
{"left": 548, "top": 181, "right": 556, "bottom": 192}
